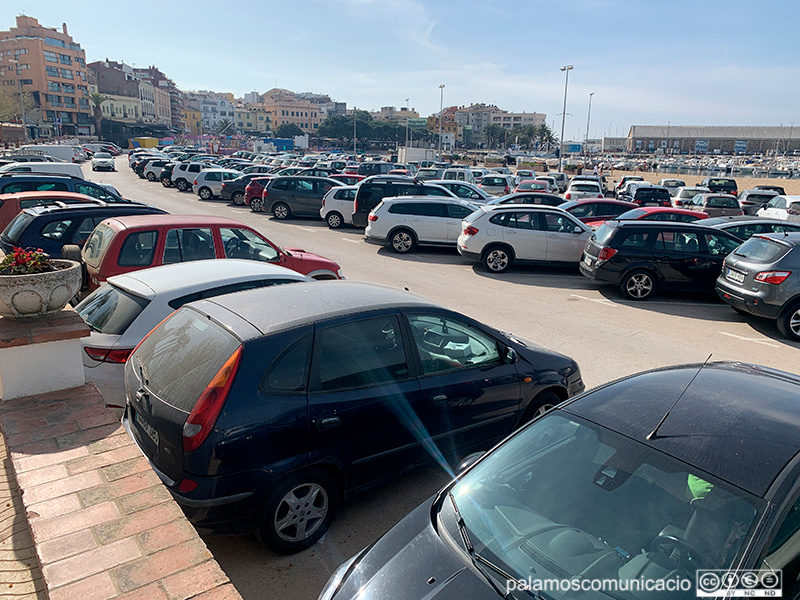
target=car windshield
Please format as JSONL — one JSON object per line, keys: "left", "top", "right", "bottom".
{"left": 617, "top": 209, "right": 646, "bottom": 220}
{"left": 448, "top": 413, "right": 763, "bottom": 599}
{"left": 733, "top": 237, "right": 791, "bottom": 263}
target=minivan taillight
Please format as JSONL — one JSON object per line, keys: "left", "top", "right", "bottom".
{"left": 754, "top": 271, "right": 792, "bottom": 285}
{"left": 182, "top": 345, "right": 243, "bottom": 452}
{"left": 463, "top": 225, "right": 479, "bottom": 237}
{"left": 368, "top": 214, "right": 378, "bottom": 221}
{"left": 597, "top": 247, "right": 618, "bottom": 261}
{"left": 84, "top": 347, "right": 133, "bottom": 364}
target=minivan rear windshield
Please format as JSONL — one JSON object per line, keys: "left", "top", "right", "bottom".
{"left": 637, "top": 189, "right": 670, "bottom": 200}
{"left": 76, "top": 284, "right": 149, "bottom": 335}
{"left": 734, "top": 237, "right": 791, "bottom": 263}
{"left": 2, "top": 211, "right": 33, "bottom": 244}
{"left": 132, "top": 308, "right": 241, "bottom": 411}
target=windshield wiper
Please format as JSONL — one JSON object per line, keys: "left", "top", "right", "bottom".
{"left": 732, "top": 251, "right": 747, "bottom": 258}
{"left": 448, "top": 492, "right": 524, "bottom": 600}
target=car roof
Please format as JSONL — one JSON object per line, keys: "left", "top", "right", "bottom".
{"left": 381, "top": 195, "right": 472, "bottom": 204}
{"left": 702, "top": 216, "right": 785, "bottom": 226}
{"left": 99, "top": 214, "right": 248, "bottom": 230}
{"left": 0, "top": 191, "right": 95, "bottom": 202}
{"left": 562, "top": 361, "right": 800, "bottom": 497}
{"left": 632, "top": 206, "right": 696, "bottom": 214}
{"left": 740, "top": 189, "right": 778, "bottom": 196}
{"left": 23, "top": 203, "right": 152, "bottom": 216}
{"left": 191, "top": 281, "right": 438, "bottom": 339}
{"left": 482, "top": 203, "right": 568, "bottom": 213}
{"left": 562, "top": 198, "right": 633, "bottom": 206}
{"left": 107, "top": 259, "right": 308, "bottom": 299}
{"left": 759, "top": 232, "right": 800, "bottom": 246}
{"left": 602, "top": 220, "right": 723, "bottom": 232}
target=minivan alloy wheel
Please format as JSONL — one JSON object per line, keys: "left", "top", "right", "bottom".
{"left": 273, "top": 203, "right": 290, "bottom": 220}
{"left": 274, "top": 483, "right": 328, "bottom": 543}
{"left": 231, "top": 191, "right": 244, "bottom": 205}
{"left": 250, "top": 197, "right": 264, "bottom": 212}
{"left": 390, "top": 230, "right": 414, "bottom": 253}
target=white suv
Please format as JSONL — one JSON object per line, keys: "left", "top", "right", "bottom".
{"left": 364, "top": 196, "right": 479, "bottom": 253}
{"left": 172, "top": 162, "right": 213, "bottom": 192}
{"left": 564, "top": 180, "right": 603, "bottom": 201}
{"left": 320, "top": 186, "right": 358, "bottom": 228}
{"left": 192, "top": 169, "right": 242, "bottom": 199}
{"left": 457, "top": 204, "right": 591, "bottom": 272}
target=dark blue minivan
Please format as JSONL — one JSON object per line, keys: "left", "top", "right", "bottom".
{"left": 123, "top": 281, "right": 584, "bottom": 553}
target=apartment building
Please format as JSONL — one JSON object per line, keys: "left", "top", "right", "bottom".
{"left": 134, "top": 66, "right": 178, "bottom": 129}
{"left": 489, "top": 110, "right": 546, "bottom": 129}
{"left": 370, "top": 106, "right": 420, "bottom": 122}
{"left": 261, "top": 88, "right": 323, "bottom": 132}
{"left": 0, "top": 15, "right": 92, "bottom": 137}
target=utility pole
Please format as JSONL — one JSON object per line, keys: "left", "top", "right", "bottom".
{"left": 405, "top": 98, "right": 410, "bottom": 149}
{"left": 558, "top": 65, "right": 573, "bottom": 172}
{"left": 438, "top": 84, "right": 445, "bottom": 157}
{"left": 353, "top": 107, "right": 357, "bottom": 157}
{"left": 584, "top": 92, "right": 594, "bottom": 163}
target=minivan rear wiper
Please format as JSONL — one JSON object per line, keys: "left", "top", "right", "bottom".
{"left": 733, "top": 251, "right": 747, "bottom": 258}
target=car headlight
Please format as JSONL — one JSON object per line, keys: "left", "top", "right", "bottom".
{"left": 336, "top": 269, "right": 344, "bottom": 279}
{"left": 318, "top": 554, "right": 358, "bottom": 600}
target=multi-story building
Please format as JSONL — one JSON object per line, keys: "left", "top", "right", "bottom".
{"left": 133, "top": 66, "right": 178, "bottom": 129}
{"left": 0, "top": 15, "right": 92, "bottom": 137}
{"left": 184, "top": 91, "right": 235, "bottom": 132}
{"left": 488, "top": 110, "right": 546, "bottom": 129}
{"left": 182, "top": 107, "right": 201, "bottom": 136}
{"left": 243, "top": 91, "right": 261, "bottom": 105}
{"left": 370, "top": 106, "right": 420, "bottom": 122}
{"left": 89, "top": 84, "right": 139, "bottom": 122}
{"left": 454, "top": 104, "right": 546, "bottom": 147}
{"left": 262, "top": 89, "right": 323, "bottom": 132}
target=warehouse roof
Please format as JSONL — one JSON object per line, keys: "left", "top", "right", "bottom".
{"left": 629, "top": 125, "right": 800, "bottom": 140}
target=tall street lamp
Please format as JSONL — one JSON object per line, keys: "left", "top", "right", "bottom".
{"left": 9, "top": 59, "right": 28, "bottom": 142}
{"left": 558, "top": 65, "right": 573, "bottom": 172}
{"left": 666, "top": 121, "right": 671, "bottom": 156}
{"left": 584, "top": 91, "right": 594, "bottom": 162}
{"left": 438, "top": 84, "right": 445, "bottom": 156}
{"left": 405, "top": 98, "right": 410, "bottom": 148}
{"left": 353, "top": 107, "right": 357, "bottom": 157}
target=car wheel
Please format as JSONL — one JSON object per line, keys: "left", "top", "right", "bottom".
{"left": 272, "top": 202, "right": 290, "bottom": 220}
{"left": 250, "top": 197, "right": 264, "bottom": 212}
{"left": 482, "top": 246, "right": 512, "bottom": 273}
{"left": 91, "top": 166, "right": 97, "bottom": 171}
{"left": 146, "top": 172, "right": 156, "bottom": 181}
{"left": 198, "top": 187, "right": 213, "bottom": 200}
{"left": 326, "top": 212, "right": 343, "bottom": 229}
{"left": 231, "top": 191, "right": 245, "bottom": 205}
{"left": 621, "top": 270, "right": 656, "bottom": 300}
{"left": 777, "top": 301, "right": 800, "bottom": 342}
{"left": 175, "top": 179, "right": 189, "bottom": 192}
{"left": 161, "top": 178, "right": 172, "bottom": 188}
{"left": 390, "top": 229, "right": 416, "bottom": 253}
{"left": 521, "top": 390, "right": 561, "bottom": 424}
{"left": 255, "top": 469, "right": 338, "bottom": 554}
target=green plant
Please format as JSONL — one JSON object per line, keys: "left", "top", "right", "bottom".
{"left": 0, "top": 248, "right": 56, "bottom": 275}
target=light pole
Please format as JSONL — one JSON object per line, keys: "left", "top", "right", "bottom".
{"left": 558, "top": 65, "right": 573, "bottom": 172}
{"left": 438, "top": 84, "right": 445, "bottom": 157}
{"left": 9, "top": 59, "right": 28, "bottom": 142}
{"left": 353, "top": 107, "right": 357, "bottom": 157}
{"left": 584, "top": 91, "right": 594, "bottom": 163}
{"left": 404, "top": 98, "right": 410, "bottom": 148}
{"left": 666, "top": 121, "right": 671, "bottom": 156}
{"left": 787, "top": 121, "right": 795, "bottom": 154}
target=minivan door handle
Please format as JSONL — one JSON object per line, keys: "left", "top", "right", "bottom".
{"left": 432, "top": 395, "right": 448, "bottom": 405}
{"left": 316, "top": 417, "right": 341, "bottom": 431}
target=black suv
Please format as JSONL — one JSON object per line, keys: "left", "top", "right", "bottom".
{"left": 0, "top": 173, "right": 126, "bottom": 203}
{"left": 624, "top": 184, "right": 672, "bottom": 207}
{"left": 700, "top": 177, "right": 738, "bottom": 196}
{"left": 123, "top": 281, "right": 583, "bottom": 553}
{"left": 352, "top": 179, "right": 455, "bottom": 227}
{"left": 580, "top": 220, "right": 743, "bottom": 299}
{"left": 0, "top": 202, "right": 167, "bottom": 256}
{"left": 356, "top": 161, "right": 395, "bottom": 177}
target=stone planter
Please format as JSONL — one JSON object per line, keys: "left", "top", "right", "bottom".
{"left": 0, "top": 260, "right": 82, "bottom": 318}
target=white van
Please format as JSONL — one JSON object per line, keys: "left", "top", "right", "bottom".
{"left": 19, "top": 144, "right": 82, "bottom": 163}
{"left": 0, "top": 162, "right": 84, "bottom": 178}
{"left": 441, "top": 168, "right": 477, "bottom": 184}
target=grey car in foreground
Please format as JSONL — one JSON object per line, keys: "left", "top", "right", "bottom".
{"left": 716, "top": 232, "right": 800, "bottom": 341}
{"left": 319, "top": 362, "right": 800, "bottom": 600}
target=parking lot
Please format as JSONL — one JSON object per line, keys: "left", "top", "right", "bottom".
{"left": 84, "top": 159, "right": 800, "bottom": 600}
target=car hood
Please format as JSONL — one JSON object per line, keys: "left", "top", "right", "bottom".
{"left": 332, "top": 500, "right": 497, "bottom": 600}
{"left": 283, "top": 247, "right": 341, "bottom": 273}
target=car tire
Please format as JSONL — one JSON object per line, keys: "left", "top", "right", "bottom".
{"left": 621, "top": 269, "right": 656, "bottom": 300}
{"left": 251, "top": 197, "right": 266, "bottom": 213}
{"left": 146, "top": 172, "right": 156, "bottom": 181}
{"left": 777, "top": 301, "right": 800, "bottom": 342}
{"left": 326, "top": 212, "right": 343, "bottom": 229}
{"left": 161, "top": 178, "right": 172, "bottom": 188}
{"left": 198, "top": 187, "right": 213, "bottom": 200}
{"left": 482, "top": 245, "right": 512, "bottom": 273}
{"left": 175, "top": 179, "right": 189, "bottom": 192}
{"left": 60, "top": 244, "right": 81, "bottom": 263}
{"left": 231, "top": 191, "right": 245, "bottom": 205}
{"left": 521, "top": 390, "right": 561, "bottom": 424}
{"left": 390, "top": 228, "right": 416, "bottom": 253}
{"left": 91, "top": 166, "right": 97, "bottom": 172}
{"left": 254, "top": 469, "right": 339, "bottom": 554}
{"left": 272, "top": 202, "right": 290, "bottom": 220}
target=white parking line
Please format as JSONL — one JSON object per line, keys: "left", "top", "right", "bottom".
{"left": 343, "top": 238, "right": 361, "bottom": 244}
{"left": 719, "top": 331, "right": 780, "bottom": 348}
{"left": 298, "top": 227, "right": 317, "bottom": 233}
{"left": 570, "top": 294, "right": 617, "bottom": 307}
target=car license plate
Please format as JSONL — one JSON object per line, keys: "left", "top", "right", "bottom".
{"left": 583, "top": 254, "right": 593, "bottom": 266}
{"left": 135, "top": 410, "right": 159, "bottom": 446}
{"left": 726, "top": 268, "right": 745, "bottom": 284}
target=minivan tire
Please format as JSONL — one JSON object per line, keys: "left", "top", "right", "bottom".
{"left": 777, "top": 300, "right": 800, "bottom": 342}
{"left": 161, "top": 177, "right": 172, "bottom": 187}
{"left": 390, "top": 228, "right": 416, "bottom": 253}
{"left": 273, "top": 202, "right": 290, "bottom": 220}
{"left": 231, "top": 191, "right": 245, "bottom": 205}
{"left": 621, "top": 269, "right": 656, "bottom": 300}
{"left": 326, "top": 212, "right": 343, "bottom": 229}
{"left": 198, "top": 187, "right": 213, "bottom": 200}
{"left": 175, "top": 179, "right": 189, "bottom": 192}
{"left": 250, "top": 197, "right": 264, "bottom": 212}
{"left": 255, "top": 469, "right": 339, "bottom": 554}
{"left": 482, "top": 245, "right": 512, "bottom": 273}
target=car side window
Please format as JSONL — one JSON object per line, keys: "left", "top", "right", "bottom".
{"left": 272, "top": 179, "right": 291, "bottom": 191}
{"left": 260, "top": 336, "right": 312, "bottom": 394}
{"left": 410, "top": 203, "right": 447, "bottom": 217}
{"left": 220, "top": 227, "right": 278, "bottom": 262}
{"left": 489, "top": 213, "right": 508, "bottom": 226}
{"left": 448, "top": 204, "right": 476, "bottom": 220}
{"left": 117, "top": 230, "right": 158, "bottom": 267}
{"left": 544, "top": 213, "right": 577, "bottom": 233}
{"left": 2, "top": 181, "right": 69, "bottom": 194}
{"left": 619, "top": 231, "right": 650, "bottom": 248}
{"left": 568, "top": 203, "right": 594, "bottom": 218}
{"left": 758, "top": 494, "right": 800, "bottom": 598}
{"left": 39, "top": 218, "right": 73, "bottom": 240}
{"left": 727, "top": 224, "right": 764, "bottom": 240}
{"left": 655, "top": 231, "right": 700, "bottom": 253}
{"left": 70, "top": 216, "right": 98, "bottom": 246}
{"left": 204, "top": 172, "right": 221, "bottom": 182}
{"left": 189, "top": 164, "right": 201, "bottom": 173}
{"left": 74, "top": 183, "right": 117, "bottom": 202}
{"left": 703, "top": 233, "right": 741, "bottom": 256}
{"left": 293, "top": 179, "right": 314, "bottom": 193}
{"left": 316, "top": 316, "right": 409, "bottom": 392}
{"left": 407, "top": 314, "right": 501, "bottom": 376}
{"left": 163, "top": 228, "right": 215, "bottom": 264}
{"left": 423, "top": 186, "right": 451, "bottom": 197}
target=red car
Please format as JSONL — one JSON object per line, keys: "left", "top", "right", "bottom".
{"left": 615, "top": 206, "right": 709, "bottom": 223}
{"left": 244, "top": 176, "right": 273, "bottom": 206}
{"left": 0, "top": 191, "right": 131, "bottom": 230}
{"left": 513, "top": 179, "right": 550, "bottom": 193}
{"left": 559, "top": 198, "right": 637, "bottom": 229}
{"left": 80, "top": 214, "right": 343, "bottom": 292}
{"left": 329, "top": 173, "right": 365, "bottom": 186}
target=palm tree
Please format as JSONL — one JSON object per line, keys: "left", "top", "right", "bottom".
{"left": 215, "top": 118, "right": 234, "bottom": 135}
{"left": 89, "top": 92, "right": 108, "bottom": 137}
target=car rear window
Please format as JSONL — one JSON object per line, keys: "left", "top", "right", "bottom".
{"left": 482, "top": 177, "right": 505, "bottom": 186}
{"left": 571, "top": 184, "right": 600, "bottom": 192}
{"left": 734, "top": 237, "right": 791, "bottom": 263}
{"left": 132, "top": 308, "right": 241, "bottom": 411}
{"left": 2, "top": 211, "right": 34, "bottom": 244}
{"left": 636, "top": 189, "right": 670, "bottom": 201}
{"left": 707, "top": 197, "right": 739, "bottom": 208}
{"left": 76, "top": 284, "right": 149, "bottom": 335}
{"left": 617, "top": 209, "right": 646, "bottom": 220}
{"left": 592, "top": 223, "right": 617, "bottom": 246}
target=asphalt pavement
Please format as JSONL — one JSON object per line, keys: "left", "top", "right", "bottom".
{"left": 84, "top": 158, "right": 800, "bottom": 600}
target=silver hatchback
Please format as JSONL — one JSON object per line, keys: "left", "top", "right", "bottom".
{"left": 716, "top": 232, "right": 800, "bottom": 341}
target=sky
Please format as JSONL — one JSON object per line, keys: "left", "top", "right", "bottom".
{"left": 5, "top": 0, "right": 800, "bottom": 140}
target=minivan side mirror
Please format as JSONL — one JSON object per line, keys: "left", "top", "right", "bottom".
{"left": 458, "top": 451, "right": 486, "bottom": 473}
{"left": 504, "top": 347, "right": 518, "bottom": 364}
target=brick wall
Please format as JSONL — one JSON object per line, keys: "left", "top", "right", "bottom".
{"left": 0, "top": 383, "right": 243, "bottom": 600}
